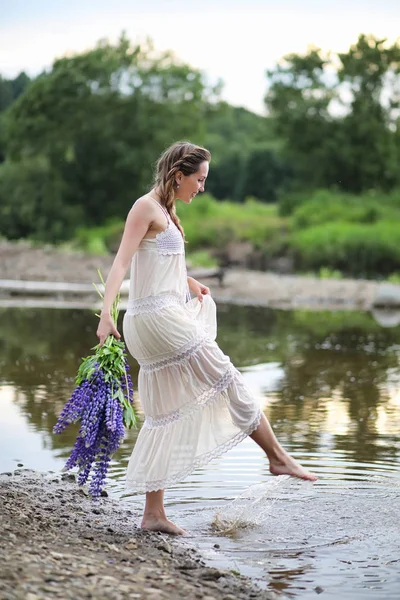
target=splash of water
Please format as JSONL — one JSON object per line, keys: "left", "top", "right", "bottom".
{"left": 212, "top": 475, "right": 296, "bottom": 535}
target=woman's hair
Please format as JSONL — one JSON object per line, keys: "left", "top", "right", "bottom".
{"left": 153, "top": 141, "right": 211, "bottom": 236}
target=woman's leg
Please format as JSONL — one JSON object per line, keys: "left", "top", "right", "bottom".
{"left": 141, "top": 490, "right": 186, "bottom": 535}
{"left": 249, "top": 413, "right": 317, "bottom": 481}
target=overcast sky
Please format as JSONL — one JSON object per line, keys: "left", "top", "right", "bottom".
{"left": 1, "top": 0, "right": 399, "bottom": 114}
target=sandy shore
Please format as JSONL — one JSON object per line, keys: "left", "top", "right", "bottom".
{"left": 1, "top": 240, "right": 399, "bottom": 310}
{"left": 0, "top": 470, "right": 274, "bottom": 600}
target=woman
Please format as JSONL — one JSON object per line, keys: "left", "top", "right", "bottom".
{"left": 97, "top": 141, "right": 316, "bottom": 535}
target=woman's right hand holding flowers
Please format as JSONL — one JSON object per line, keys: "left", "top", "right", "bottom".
{"left": 96, "top": 313, "right": 121, "bottom": 347}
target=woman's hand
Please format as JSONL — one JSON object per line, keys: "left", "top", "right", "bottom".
{"left": 96, "top": 313, "right": 121, "bottom": 347}
{"left": 188, "top": 277, "right": 211, "bottom": 303}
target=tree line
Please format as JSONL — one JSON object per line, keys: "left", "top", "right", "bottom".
{"left": 0, "top": 33, "right": 399, "bottom": 243}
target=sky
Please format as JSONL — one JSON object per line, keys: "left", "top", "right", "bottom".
{"left": 1, "top": 0, "right": 399, "bottom": 115}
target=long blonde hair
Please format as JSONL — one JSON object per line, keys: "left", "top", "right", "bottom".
{"left": 154, "top": 141, "right": 211, "bottom": 236}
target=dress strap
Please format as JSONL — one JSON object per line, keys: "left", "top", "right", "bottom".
{"left": 148, "top": 196, "right": 170, "bottom": 224}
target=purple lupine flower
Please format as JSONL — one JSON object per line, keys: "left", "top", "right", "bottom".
{"left": 53, "top": 286, "right": 137, "bottom": 499}
{"left": 121, "top": 358, "right": 134, "bottom": 405}
{"left": 76, "top": 441, "right": 99, "bottom": 486}
{"left": 80, "top": 370, "right": 109, "bottom": 447}
{"left": 53, "top": 359, "right": 135, "bottom": 499}
{"left": 105, "top": 391, "right": 117, "bottom": 432}
{"left": 88, "top": 420, "right": 114, "bottom": 499}
{"left": 108, "top": 401, "right": 125, "bottom": 453}
{"left": 53, "top": 379, "right": 94, "bottom": 434}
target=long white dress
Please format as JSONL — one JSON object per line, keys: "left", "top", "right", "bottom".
{"left": 123, "top": 199, "right": 262, "bottom": 493}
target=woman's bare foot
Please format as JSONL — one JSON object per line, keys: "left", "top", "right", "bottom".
{"left": 141, "top": 515, "right": 186, "bottom": 535}
{"left": 269, "top": 450, "right": 317, "bottom": 481}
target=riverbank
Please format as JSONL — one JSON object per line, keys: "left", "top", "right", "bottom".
{"left": 1, "top": 240, "right": 399, "bottom": 309}
{"left": 0, "top": 470, "right": 274, "bottom": 600}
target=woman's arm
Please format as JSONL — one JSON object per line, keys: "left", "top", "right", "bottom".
{"left": 96, "top": 201, "right": 153, "bottom": 345}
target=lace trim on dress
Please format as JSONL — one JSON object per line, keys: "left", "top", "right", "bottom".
{"left": 125, "top": 408, "right": 262, "bottom": 493}
{"left": 143, "top": 364, "right": 237, "bottom": 429}
{"left": 138, "top": 331, "right": 209, "bottom": 372}
{"left": 156, "top": 223, "right": 184, "bottom": 256}
{"left": 126, "top": 293, "right": 184, "bottom": 317}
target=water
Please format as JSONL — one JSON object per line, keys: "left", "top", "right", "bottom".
{"left": 0, "top": 304, "right": 399, "bottom": 598}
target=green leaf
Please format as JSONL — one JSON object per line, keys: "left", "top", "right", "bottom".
{"left": 123, "top": 405, "right": 138, "bottom": 430}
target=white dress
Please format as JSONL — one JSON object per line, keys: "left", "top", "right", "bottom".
{"left": 122, "top": 199, "right": 262, "bottom": 493}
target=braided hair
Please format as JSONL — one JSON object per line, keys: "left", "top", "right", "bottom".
{"left": 153, "top": 141, "right": 211, "bottom": 236}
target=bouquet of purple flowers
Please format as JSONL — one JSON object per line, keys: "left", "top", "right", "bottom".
{"left": 53, "top": 273, "right": 137, "bottom": 499}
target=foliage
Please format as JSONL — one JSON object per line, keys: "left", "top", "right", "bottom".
{"left": 204, "top": 102, "right": 276, "bottom": 157}
{"left": 290, "top": 188, "right": 400, "bottom": 229}
{"left": 178, "top": 195, "right": 288, "bottom": 251}
{"left": 70, "top": 187, "right": 400, "bottom": 279}
{"left": 71, "top": 194, "right": 288, "bottom": 256}
{"left": 291, "top": 221, "right": 400, "bottom": 276}
{"left": 186, "top": 249, "right": 218, "bottom": 268}
{"left": 282, "top": 188, "right": 400, "bottom": 276}
{"left": 203, "top": 103, "right": 287, "bottom": 202}
{"left": 0, "top": 72, "right": 31, "bottom": 112}
{"left": 72, "top": 220, "right": 124, "bottom": 254}
{"left": 317, "top": 267, "right": 343, "bottom": 280}
{"left": 2, "top": 35, "right": 214, "bottom": 231}
{"left": 266, "top": 34, "right": 400, "bottom": 193}
{"left": 0, "top": 72, "right": 31, "bottom": 161}
{"left": 1, "top": 32, "right": 400, "bottom": 279}
{"left": 387, "top": 272, "right": 400, "bottom": 284}
{"left": 238, "top": 145, "right": 292, "bottom": 203}
{"left": 0, "top": 157, "right": 81, "bottom": 242}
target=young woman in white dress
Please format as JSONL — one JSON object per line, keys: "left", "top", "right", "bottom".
{"left": 97, "top": 141, "right": 317, "bottom": 535}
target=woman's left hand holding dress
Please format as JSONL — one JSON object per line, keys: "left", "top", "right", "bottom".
{"left": 187, "top": 276, "right": 211, "bottom": 303}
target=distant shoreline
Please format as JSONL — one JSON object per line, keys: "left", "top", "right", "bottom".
{"left": 1, "top": 240, "right": 399, "bottom": 311}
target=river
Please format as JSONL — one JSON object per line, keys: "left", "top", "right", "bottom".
{"left": 0, "top": 304, "right": 399, "bottom": 599}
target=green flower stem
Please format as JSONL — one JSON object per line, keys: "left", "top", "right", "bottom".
{"left": 88, "top": 270, "right": 138, "bottom": 429}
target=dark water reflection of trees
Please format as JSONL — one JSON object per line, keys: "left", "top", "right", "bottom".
{"left": 0, "top": 306, "right": 399, "bottom": 466}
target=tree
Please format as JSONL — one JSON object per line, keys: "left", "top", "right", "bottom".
{"left": 265, "top": 34, "right": 400, "bottom": 193}
{"left": 240, "top": 145, "right": 291, "bottom": 202}
{"left": 206, "top": 148, "right": 247, "bottom": 200}
{"left": 0, "top": 158, "right": 78, "bottom": 241}
{"left": 335, "top": 35, "right": 400, "bottom": 191}
{"left": 204, "top": 102, "right": 284, "bottom": 201}
{"left": 0, "top": 72, "right": 30, "bottom": 162}
{"left": 0, "top": 72, "right": 31, "bottom": 112}
{"left": 0, "top": 77, "right": 13, "bottom": 112}
{"left": 3, "top": 35, "right": 216, "bottom": 232}
{"left": 265, "top": 46, "right": 336, "bottom": 189}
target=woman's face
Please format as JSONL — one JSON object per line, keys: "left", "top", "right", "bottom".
{"left": 176, "top": 161, "right": 209, "bottom": 204}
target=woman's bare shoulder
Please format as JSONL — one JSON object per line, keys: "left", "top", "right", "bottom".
{"left": 130, "top": 194, "right": 157, "bottom": 217}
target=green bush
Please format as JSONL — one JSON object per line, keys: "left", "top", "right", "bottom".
{"left": 291, "top": 189, "right": 400, "bottom": 230}
{"left": 278, "top": 190, "right": 313, "bottom": 216}
{"left": 387, "top": 273, "right": 400, "bottom": 284}
{"left": 291, "top": 221, "right": 400, "bottom": 276}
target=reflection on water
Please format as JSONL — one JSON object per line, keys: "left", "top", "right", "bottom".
{"left": 0, "top": 305, "right": 399, "bottom": 598}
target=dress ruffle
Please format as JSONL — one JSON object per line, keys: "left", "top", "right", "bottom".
{"left": 125, "top": 367, "right": 262, "bottom": 493}
{"left": 123, "top": 295, "right": 262, "bottom": 493}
